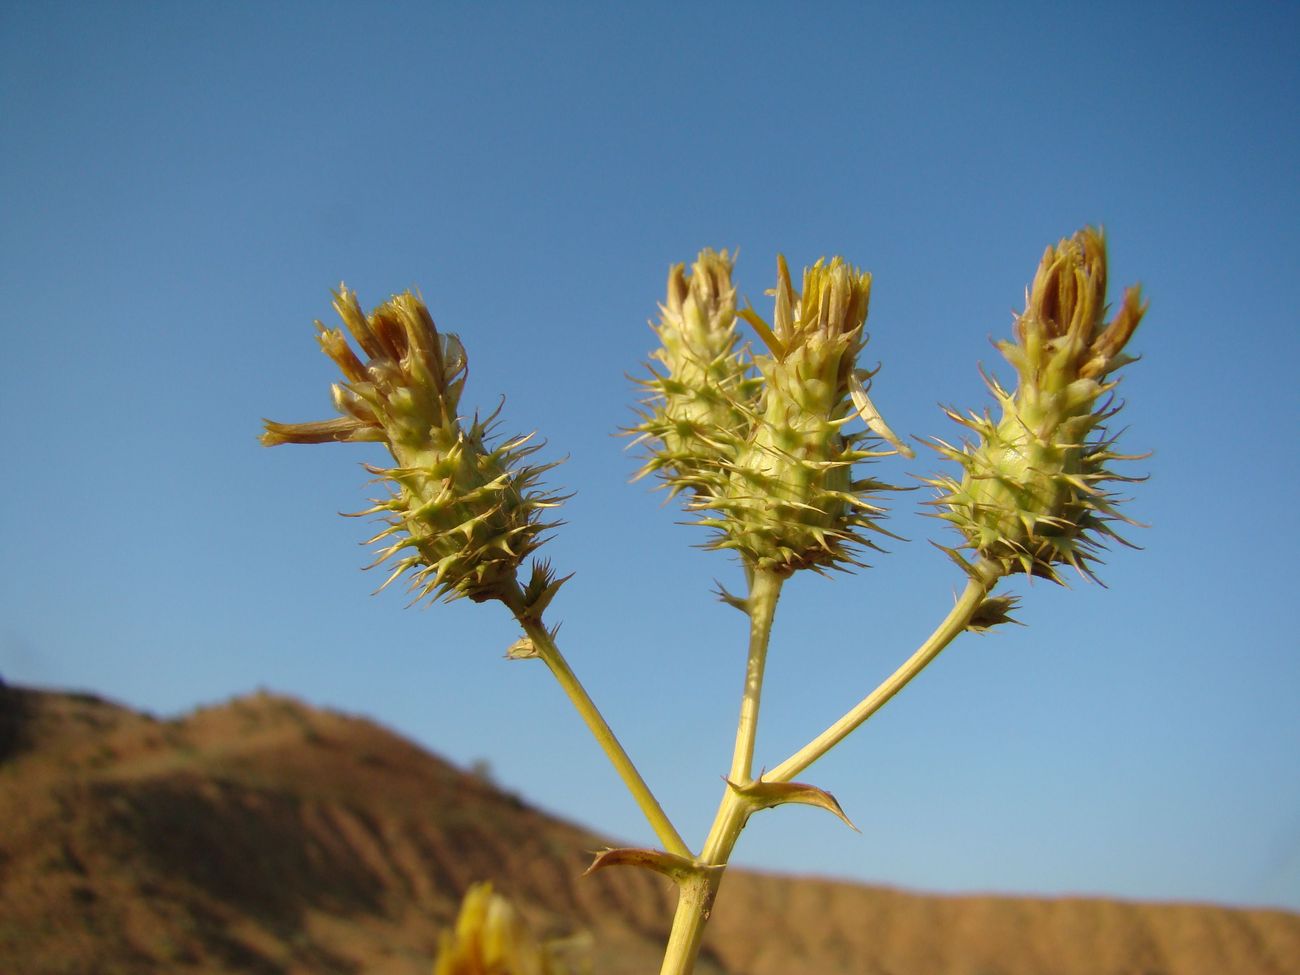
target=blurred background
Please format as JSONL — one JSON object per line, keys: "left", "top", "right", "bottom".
{"left": 2, "top": 1, "right": 1296, "bottom": 912}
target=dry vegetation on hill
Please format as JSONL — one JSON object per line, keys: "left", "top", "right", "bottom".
{"left": 1, "top": 684, "right": 1296, "bottom": 974}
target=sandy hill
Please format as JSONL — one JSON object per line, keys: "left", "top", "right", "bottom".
{"left": 0, "top": 684, "right": 1296, "bottom": 975}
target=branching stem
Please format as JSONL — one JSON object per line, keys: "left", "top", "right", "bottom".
{"left": 768, "top": 558, "right": 1003, "bottom": 783}
{"left": 657, "top": 567, "right": 782, "bottom": 975}
{"left": 507, "top": 594, "right": 691, "bottom": 859}
{"left": 657, "top": 558, "right": 1004, "bottom": 975}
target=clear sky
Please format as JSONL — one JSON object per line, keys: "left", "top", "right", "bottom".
{"left": 3, "top": 1, "right": 1297, "bottom": 913}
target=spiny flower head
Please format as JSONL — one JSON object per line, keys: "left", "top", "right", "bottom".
{"left": 262, "top": 287, "right": 565, "bottom": 605}
{"left": 720, "top": 256, "right": 896, "bottom": 575}
{"left": 929, "top": 228, "right": 1148, "bottom": 581}
{"left": 632, "top": 252, "right": 902, "bottom": 577}
{"left": 630, "top": 249, "right": 755, "bottom": 499}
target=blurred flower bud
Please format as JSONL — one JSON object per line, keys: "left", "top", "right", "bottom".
{"left": 432, "top": 883, "right": 569, "bottom": 975}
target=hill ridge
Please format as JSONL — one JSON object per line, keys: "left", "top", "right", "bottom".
{"left": 1, "top": 684, "right": 1296, "bottom": 974}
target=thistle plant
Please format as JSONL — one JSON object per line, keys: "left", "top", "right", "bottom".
{"left": 261, "top": 287, "right": 687, "bottom": 858}
{"left": 261, "top": 227, "right": 1147, "bottom": 975}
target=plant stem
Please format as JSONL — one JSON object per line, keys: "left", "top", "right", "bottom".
{"left": 512, "top": 612, "right": 691, "bottom": 859}
{"left": 659, "top": 870, "right": 721, "bottom": 975}
{"left": 657, "top": 567, "right": 783, "bottom": 975}
{"left": 657, "top": 787, "right": 749, "bottom": 975}
{"left": 767, "top": 558, "right": 1003, "bottom": 783}
{"left": 728, "top": 568, "right": 783, "bottom": 784}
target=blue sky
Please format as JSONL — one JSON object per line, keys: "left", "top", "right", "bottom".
{"left": 2, "top": 1, "right": 1297, "bottom": 913}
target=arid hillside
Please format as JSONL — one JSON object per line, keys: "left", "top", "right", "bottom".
{"left": 1, "top": 684, "right": 1295, "bottom": 975}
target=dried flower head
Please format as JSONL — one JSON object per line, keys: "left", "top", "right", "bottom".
{"left": 929, "top": 228, "right": 1148, "bottom": 581}
{"left": 262, "top": 287, "right": 565, "bottom": 604}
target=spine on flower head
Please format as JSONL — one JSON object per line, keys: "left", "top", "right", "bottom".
{"left": 928, "top": 228, "right": 1148, "bottom": 581}
{"left": 262, "top": 287, "right": 565, "bottom": 605}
